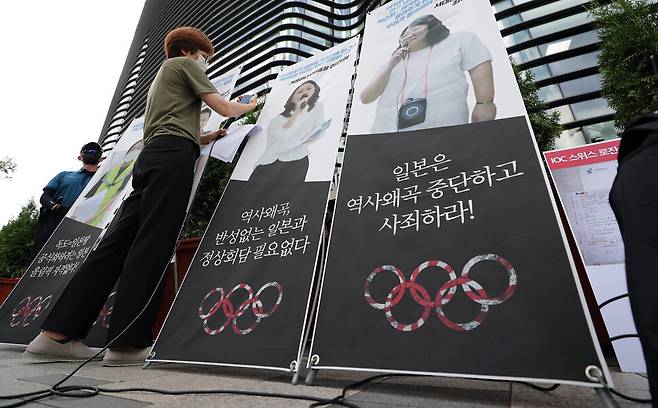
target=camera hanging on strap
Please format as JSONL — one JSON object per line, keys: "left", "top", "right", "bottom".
{"left": 397, "top": 46, "right": 433, "bottom": 130}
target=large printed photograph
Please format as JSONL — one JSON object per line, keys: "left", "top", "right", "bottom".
{"left": 348, "top": 0, "right": 527, "bottom": 135}
{"left": 231, "top": 38, "right": 359, "bottom": 182}
{"left": 67, "top": 118, "right": 145, "bottom": 228}
{"left": 200, "top": 66, "right": 242, "bottom": 137}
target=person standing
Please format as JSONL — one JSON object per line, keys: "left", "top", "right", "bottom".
{"left": 25, "top": 27, "right": 257, "bottom": 365}
{"left": 609, "top": 113, "right": 658, "bottom": 407}
{"left": 31, "top": 143, "right": 102, "bottom": 258}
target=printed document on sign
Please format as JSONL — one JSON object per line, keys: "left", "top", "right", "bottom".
{"left": 210, "top": 124, "right": 262, "bottom": 163}
{"left": 565, "top": 190, "right": 624, "bottom": 265}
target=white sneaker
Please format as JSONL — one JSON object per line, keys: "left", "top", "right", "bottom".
{"left": 102, "top": 347, "right": 151, "bottom": 367}
{"left": 24, "top": 333, "right": 99, "bottom": 362}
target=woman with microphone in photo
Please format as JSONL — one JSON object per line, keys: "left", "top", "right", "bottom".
{"left": 249, "top": 80, "right": 328, "bottom": 183}
{"left": 360, "top": 14, "right": 496, "bottom": 132}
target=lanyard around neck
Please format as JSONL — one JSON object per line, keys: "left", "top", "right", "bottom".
{"left": 400, "top": 46, "right": 433, "bottom": 105}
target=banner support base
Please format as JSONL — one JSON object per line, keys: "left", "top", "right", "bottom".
{"left": 305, "top": 368, "right": 318, "bottom": 385}
{"left": 305, "top": 354, "right": 320, "bottom": 385}
{"left": 290, "top": 360, "right": 299, "bottom": 385}
{"left": 585, "top": 365, "right": 619, "bottom": 408}
{"left": 143, "top": 351, "right": 156, "bottom": 370}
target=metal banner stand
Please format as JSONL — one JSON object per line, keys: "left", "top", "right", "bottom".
{"left": 291, "top": 361, "right": 300, "bottom": 385}
{"left": 586, "top": 366, "right": 620, "bottom": 408}
{"left": 293, "top": 226, "right": 328, "bottom": 385}
{"left": 305, "top": 354, "right": 320, "bottom": 385}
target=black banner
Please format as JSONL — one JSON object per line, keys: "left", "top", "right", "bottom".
{"left": 311, "top": 117, "right": 605, "bottom": 384}
{"left": 151, "top": 180, "right": 328, "bottom": 369}
{"left": 0, "top": 218, "right": 102, "bottom": 345}
{"left": 150, "top": 37, "right": 358, "bottom": 371}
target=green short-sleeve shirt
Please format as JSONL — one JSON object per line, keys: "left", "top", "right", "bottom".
{"left": 143, "top": 57, "right": 218, "bottom": 147}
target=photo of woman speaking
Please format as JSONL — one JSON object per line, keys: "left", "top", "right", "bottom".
{"left": 249, "top": 80, "right": 328, "bottom": 183}
{"left": 360, "top": 14, "right": 495, "bottom": 133}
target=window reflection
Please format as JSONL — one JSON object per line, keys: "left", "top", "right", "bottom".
{"left": 538, "top": 74, "right": 603, "bottom": 102}
{"left": 527, "top": 51, "right": 600, "bottom": 81}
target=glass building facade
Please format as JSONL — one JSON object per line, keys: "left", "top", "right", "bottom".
{"left": 494, "top": 0, "right": 617, "bottom": 148}
{"left": 99, "top": 0, "right": 616, "bottom": 151}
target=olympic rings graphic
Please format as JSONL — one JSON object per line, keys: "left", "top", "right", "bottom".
{"left": 198, "top": 282, "right": 283, "bottom": 336}
{"left": 93, "top": 291, "right": 117, "bottom": 329}
{"left": 364, "top": 254, "right": 517, "bottom": 332}
{"left": 10, "top": 295, "right": 53, "bottom": 328}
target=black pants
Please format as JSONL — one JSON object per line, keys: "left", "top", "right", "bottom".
{"left": 609, "top": 141, "right": 658, "bottom": 406}
{"left": 31, "top": 207, "right": 68, "bottom": 260}
{"left": 249, "top": 157, "right": 309, "bottom": 183}
{"left": 42, "top": 136, "right": 198, "bottom": 348}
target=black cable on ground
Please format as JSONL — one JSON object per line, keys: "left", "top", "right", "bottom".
{"left": 1, "top": 385, "right": 363, "bottom": 408}
{"left": 309, "top": 374, "right": 408, "bottom": 407}
{"left": 518, "top": 382, "right": 560, "bottom": 392}
{"left": 98, "top": 387, "right": 363, "bottom": 408}
{"left": 609, "top": 388, "right": 652, "bottom": 404}
{"left": 310, "top": 368, "right": 650, "bottom": 407}
{"left": 596, "top": 333, "right": 654, "bottom": 404}
{"left": 1, "top": 363, "right": 652, "bottom": 408}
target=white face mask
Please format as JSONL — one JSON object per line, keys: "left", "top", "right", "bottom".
{"left": 196, "top": 55, "right": 209, "bottom": 71}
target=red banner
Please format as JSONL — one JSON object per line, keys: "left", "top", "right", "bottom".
{"left": 544, "top": 140, "right": 620, "bottom": 170}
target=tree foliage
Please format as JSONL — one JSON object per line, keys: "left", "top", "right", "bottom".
{"left": 590, "top": 0, "right": 658, "bottom": 130}
{"left": 0, "top": 200, "right": 38, "bottom": 278}
{"left": 0, "top": 157, "right": 16, "bottom": 179}
{"left": 512, "top": 61, "right": 563, "bottom": 152}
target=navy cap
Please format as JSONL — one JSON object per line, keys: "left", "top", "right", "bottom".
{"left": 80, "top": 142, "right": 102, "bottom": 157}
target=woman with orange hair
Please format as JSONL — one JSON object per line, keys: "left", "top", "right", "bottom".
{"left": 25, "top": 27, "right": 257, "bottom": 365}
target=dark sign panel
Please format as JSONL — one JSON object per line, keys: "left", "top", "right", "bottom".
{"left": 151, "top": 180, "right": 328, "bottom": 369}
{"left": 0, "top": 218, "right": 102, "bottom": 344}
{"left": 310, "top": 117, "right": 607, "bottom": 385}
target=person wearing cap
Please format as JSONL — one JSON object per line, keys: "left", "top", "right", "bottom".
{"left": 26, "top": 27, "right": 257, "bottom": 365}
{"left": 31, "top": 143, "right": 102, "bottom": 258}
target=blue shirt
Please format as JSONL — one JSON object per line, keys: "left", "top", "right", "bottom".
{"left": 44, "top": 169, "right": 95, "bottom": 208}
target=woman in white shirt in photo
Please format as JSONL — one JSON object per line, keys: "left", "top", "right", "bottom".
{"left": 360, "top": 14, "right": 496, "bottom": 133}
{"left": 250, "top": 80, "right": 326, "bottom": 182}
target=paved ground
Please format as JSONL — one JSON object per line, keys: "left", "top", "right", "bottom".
{"left": 0, "top": 345, "right": 651, "bottom": 407}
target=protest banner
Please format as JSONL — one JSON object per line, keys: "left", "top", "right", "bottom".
{"left": 0, "top": 119, "right": 144, "bottom": 345}
{"left": 309, "top": 0, "right": 609, "bottom": 386}
{"left": 149, "top": 38, "right": 359, "bottom": 373}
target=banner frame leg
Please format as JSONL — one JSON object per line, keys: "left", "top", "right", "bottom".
{"left": 586, "top": 365, "right": 620, "bottom": 408}
{"left": 305, "top": 368, "right": 319, "bottom": 385}
{"left": 290, "top": 360, "right": 300, "bottom": 385}
{"left": 593, "top": 387, "right": 620, "bottom": 408}
{"left": 305, "top": 354, "right": 320, "bottom": 385}
{"left": 143, "top": 351, "right": 157, "bottom": 370}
